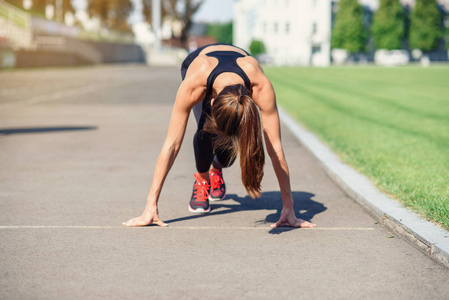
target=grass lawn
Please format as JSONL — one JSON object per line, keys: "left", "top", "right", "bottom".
{"left": 264, "top": 66, "right": 449, "bottom": 230}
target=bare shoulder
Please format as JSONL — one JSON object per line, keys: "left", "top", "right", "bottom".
{"left": 239, "top": 56, "right": 271, "bottom": 87}
{"left": 184, "top": 55, "right": 214, "bottom": 83}
{"left": 238, "top": 57, "right": 276, "bottom": 110}
{"left": 239, "top": 56, "right": 263, "bottom": 75}
{"left": 182, "top": 56, "right": 211, "bottom": 90}
{"left": 178, "top": 56, "right": 212, "bottom": 107}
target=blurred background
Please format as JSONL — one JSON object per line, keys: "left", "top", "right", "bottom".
{"left": 1, "top": 0, "right": 448, "bottom": 68}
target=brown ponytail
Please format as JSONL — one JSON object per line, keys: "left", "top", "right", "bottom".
{"left": 204, "top": 84, "right": 265, "bottom": 198}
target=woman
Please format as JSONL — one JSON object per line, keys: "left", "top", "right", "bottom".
{"left": 123, "top": 43, "right": 316, "bottom": 228}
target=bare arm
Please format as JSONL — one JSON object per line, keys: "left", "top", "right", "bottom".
{"left": 123, "top": 72, "right": 206, "bottom": 227}
{"left": 144, "top": 83, "right": 201, "bottom": 208}
{"left": 250, "top": 62, "right": 316, "bottom": 228}
{"left": 252, "top": 75, "right": 294, "bottom": 209}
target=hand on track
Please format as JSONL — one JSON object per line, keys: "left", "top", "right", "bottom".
{"left": 271, "top": 208, "right": 316, "bottom": 228}
{"left": 122, "top": 210, "right": 167, "bottom": 227}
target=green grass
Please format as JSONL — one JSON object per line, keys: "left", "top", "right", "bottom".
{"left": 264, "top": 66, "right": 449, "bottom": 230}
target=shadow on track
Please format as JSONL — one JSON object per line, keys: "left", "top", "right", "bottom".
{"left": 0, "top": 126, "right": 97, "bottom": 135}
{"left": 164, "top": 191, "right": 327, "bottom": 234}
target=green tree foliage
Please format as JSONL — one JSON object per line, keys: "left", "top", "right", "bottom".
{"left": 87, "top": 0, "right": 133, "bottom": 32}
{"left": 331, "top": 0, "right": 366, "bottom": 53}
{"left": 409, "top": 0, "right": 443, "bottom": 52}
{"left": 207, "top": 22, "right": 232, "bottom": 44}
{"left": 142, "top": 0, "right": 204, "bottom": 48}
{"left": 249, "top": 39, "right": 266, "bottom": 56}
{"left": 371, "top": 0, "right": 405, "bottom": 50}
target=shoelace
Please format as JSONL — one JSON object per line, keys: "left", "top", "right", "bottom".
{"left": 210, "top": 172, "right": 223, "bottom": 190}
{"left": 193, "top": 175, "right": 210, "bottom": 202}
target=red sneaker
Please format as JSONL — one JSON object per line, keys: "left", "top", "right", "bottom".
{"left": 209, "top": 170, "right": 226, "bottom": 201}
{"left": 188, "top": 173, "right": 211, "bottom": 213}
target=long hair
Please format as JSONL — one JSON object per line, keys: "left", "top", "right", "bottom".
{"left": 204, "top": 84, "right": 265, "bottom": 198}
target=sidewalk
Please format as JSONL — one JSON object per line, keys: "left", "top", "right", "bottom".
{"left": 0, "top": 65, "right": 448, "bottom": 299}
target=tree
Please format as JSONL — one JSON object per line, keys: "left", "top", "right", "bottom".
{"left": 371, "top": 0, "right": 405, "bottom": 50}
{"left": 87, "top": 0, "right": 134, "bottom": 33}
{"left": 61, "top": 0, "right": 75, "bottom": 15}
{"left": 28, "top": 0, "right": 75, "bottom": 20}
{"left": 142, "top": 0, "right": 204, "bottom": 48}
{"left": 331, "top": 0, "right": 366, "bottom": 53}
{"left": 249, "top": 39, "right": 266, "bottom": 57}
{"left": 31, "top": 0, "right": 47, "bottom": 16}
{"left": 142, "top": 0, "right": 170, "bottom": 24}
{"left": 207, "top": 22, "right": 232, "bottom": 44}
{"left": 409, "top": 0, "right": 443, "bottom": 52}
{"left": 4, "top": 1, "right": 23, "bottom": 9}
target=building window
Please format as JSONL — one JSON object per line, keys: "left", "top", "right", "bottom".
{"left": 285, "top": 0, "right": 289, "bottom": 7}
{"left": 312, "top": 22, "right": 317, "bottom": 34}
{"left": 263, "top": 22, "right": 267, "bottom": 33}
{"left": 313, "top": 0, "right": 317, "bottom": 8}
{"left": 285, "top": 22, "right": 290, "bottom": 34}
{"left": 312, "top": 45, "right": 321, "bottom": 54}
{"left": 274, "top": 22, "right": 278, "bottom": 33}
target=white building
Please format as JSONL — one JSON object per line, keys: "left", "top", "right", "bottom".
{"left": 234, "top": 0, "right": 332, "bottom": 66}
{"left": 234, "top": 0, "right": 449, "bottom": 66}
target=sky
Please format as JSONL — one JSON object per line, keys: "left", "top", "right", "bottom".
{"left": 72, "top": 0, "right": 235, "bottom": 25}
{"left": 192, "top": 0, "right": 234, "bottom": 23}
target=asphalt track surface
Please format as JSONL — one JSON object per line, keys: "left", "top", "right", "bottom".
{"left": 1, "top": 65, "right": 448, "bottom": 299}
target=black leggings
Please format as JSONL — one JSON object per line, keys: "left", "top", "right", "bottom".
{"left": 181, "top": 45, "right": 236, "bottom": 173}
{"left": 193, "top": 130, "right": 235, "bottom": 173}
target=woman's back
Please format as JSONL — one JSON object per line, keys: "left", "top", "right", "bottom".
{"left": 183, "top": 44, "right": 263, "bottom": 99}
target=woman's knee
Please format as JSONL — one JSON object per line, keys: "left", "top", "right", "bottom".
{"left": 213, "top": 150, "right": 236, "bottom": 169}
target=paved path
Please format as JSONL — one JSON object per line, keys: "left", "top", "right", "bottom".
{"left": 1, "top": 65, "right": 448, "bottom": 299}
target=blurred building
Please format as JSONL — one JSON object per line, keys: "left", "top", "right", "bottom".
{"left": 234, "top": 0, "right": 332, "bottom": 66}
{"left": 234, "top": 0, "right": 449, "bottom": 66}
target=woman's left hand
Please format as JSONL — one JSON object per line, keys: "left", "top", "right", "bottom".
{"left": 271, "top": 207, "right": 316, "bottom": 228}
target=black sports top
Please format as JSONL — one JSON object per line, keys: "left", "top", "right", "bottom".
{"left": 204, "top": 50, "right": 251, "bottom": 99}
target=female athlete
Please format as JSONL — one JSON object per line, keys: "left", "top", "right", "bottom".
{"left": 123, "top": 43, "right": 316, "bottom": 228}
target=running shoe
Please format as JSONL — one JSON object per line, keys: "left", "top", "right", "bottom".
{"left": 209, "top": 170, "right": 226, "bottom": 201}
{"left": 188, "top": 173, "right": 211, "bottom": 213}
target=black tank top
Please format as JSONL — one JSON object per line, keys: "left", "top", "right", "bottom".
{"left": 204, "top": 51, "right": 251, "bottom": 99}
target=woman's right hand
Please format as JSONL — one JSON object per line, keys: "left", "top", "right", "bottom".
{"left": 122, "top": 208, "right": 168, "bottom": 227}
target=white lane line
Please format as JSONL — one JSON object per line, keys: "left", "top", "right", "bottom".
{"left": 0, "top": 84, "right": 110, "bottom": 109}
{"left": 0, "top": 225, "right": 375, "bottom": 230}
{"left": 0, "top": 76, "right": 154, "bottom": 110}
